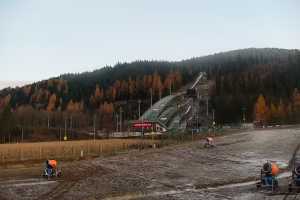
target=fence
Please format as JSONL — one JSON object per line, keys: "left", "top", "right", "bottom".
{"left": 0, "top": 139, "right": 157, "bottom": 164}
{"left": 0, "top": 130, "right": 230, "bottom": 165}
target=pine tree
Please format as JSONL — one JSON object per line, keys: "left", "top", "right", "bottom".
{"left": 0, "top": 104, "right": 16, "bottom": 142}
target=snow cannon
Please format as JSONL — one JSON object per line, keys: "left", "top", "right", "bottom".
{"left": 204, "top": 137, "right": 215, "bottom": 148}
{"left": 289, "top": 161, "right": 300, "bottom": 191}
{"left": 256, "top": 162, "right": 279, "bottom": 191}
{"left": 262, "top": 162, "right": 279, "bottom": 176}
{"left": 42, "top": 159, "right": 61, "bottom": 179}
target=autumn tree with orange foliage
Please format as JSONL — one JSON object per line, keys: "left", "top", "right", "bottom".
{"left": 254, "top": 94, "right": 269, "bottom": 123}
{"left": 99, "top": 101, "right": 114, "bottom": 131}
{"left": 269, "top": 102, "right": 278, "bottom": 123}
{"left": 152, "top": 72, "right": 163, "bottom": 99}
{"left": 0, "top": 94, "right": 11, "bottom": 110}
{"left": 89, "top": 84, "right": 104, "bottom": 108}
{"left": 277, "top": 99, "right": 287, "bottom": 123}
{"left": 66, "top": 99, "right": 84, "bottom": 113}
{"left": 128, "top": 77, "right": 136, "bottom": 99}
{"left": 46, "top": 94, "right": 57, "bottom": 112}
{"left": 293, "top": 88, "right": 300, "bottom": 120}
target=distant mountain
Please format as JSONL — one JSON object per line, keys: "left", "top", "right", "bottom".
{"left": 0, "top": 81, "right": 30, "bottom": 90}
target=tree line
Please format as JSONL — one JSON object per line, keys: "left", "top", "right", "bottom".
{"left": 0, "top": 69, "right": 184, "bottom": 142}
{"left": 0, "top": 48, "right": 300, "bottom": 142}
{"left": 254, "top": 88, "right": 300, "bottom": 125}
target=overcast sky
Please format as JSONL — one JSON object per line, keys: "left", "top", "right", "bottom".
{"left": 1, "top": 0, "right": 299, "bottom": 85}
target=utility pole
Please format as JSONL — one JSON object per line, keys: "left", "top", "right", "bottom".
{"left": 138, "top": 99, "right": 141, "bottom": 119}
{"left": 169, "top": 83, "right": 172, "bottom": 95}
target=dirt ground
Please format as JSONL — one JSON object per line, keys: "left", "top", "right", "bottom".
{"left": 1, "top": 127, "right": 300, "bottom": 200}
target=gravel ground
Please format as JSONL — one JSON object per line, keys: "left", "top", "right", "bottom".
{"left": 1, "top": 127, "right": 300, "bottom": 200}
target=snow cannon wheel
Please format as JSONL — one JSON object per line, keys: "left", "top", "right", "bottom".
{"left": 295, "top": 166, "right": 300, "bottom": 176}
{"left": 256, "top": 182, "right": 261, "bottom": 189}
{"left": 288, "top": 183, "right": 292, "bottom": 192}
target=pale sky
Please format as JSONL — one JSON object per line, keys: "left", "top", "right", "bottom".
{"left": 0, "top": 0, "right": 299, "bottom": 85}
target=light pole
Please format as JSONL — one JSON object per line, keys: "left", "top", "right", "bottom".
{"left": 47, "top": 114, "right": 50, "bottom": 129}
{"left": 150, "top": 89, "right": 153, "bottom": 108}
{"left": 119, "top": 107, "right": 123, "bottom": 133}
{"left": 138, "top": 99, "right": 141, "bottom": 119}
{"left": 93, "top": 114, "right": 96, "bottom": 141}
{"left": 206, "top": 98, "right": 209, "bottom": 117}
{"left": 21, "top": 127, "right": 24, "bottom": 143}
{"left": 142, "top": 116, "right": 144, "bottom": 137}
{"left": 116, "top": 114, "right": 119, "bottom": 132}
{"left": 242, "top": 107, "right": 246, "bottom": 123}
{"left": 59, "top": 127, "right": 61, "bottom": 142}
{"left": 212, "top": 109, "right": 216, "bottom": 136}
{"left": 159, "top": 90, "right": 162, "bottom": 100}
{"left": 70, "top": 115, "right": 73, "bottom": 139}
{"left": 212, "top": 109, "right": 215, "bottom": 124}
{"left": 242, "top": 107, "right": 246, "bottom": 127}
{"left": 64, "top": 117, "right": 67, "bottom": 141}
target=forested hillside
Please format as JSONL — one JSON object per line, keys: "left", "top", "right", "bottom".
{"left": 0, "top": 48, "right": 300, "bottom": 142}
{"left": 207, "top": 48, "right": 300, "bottom": 124}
